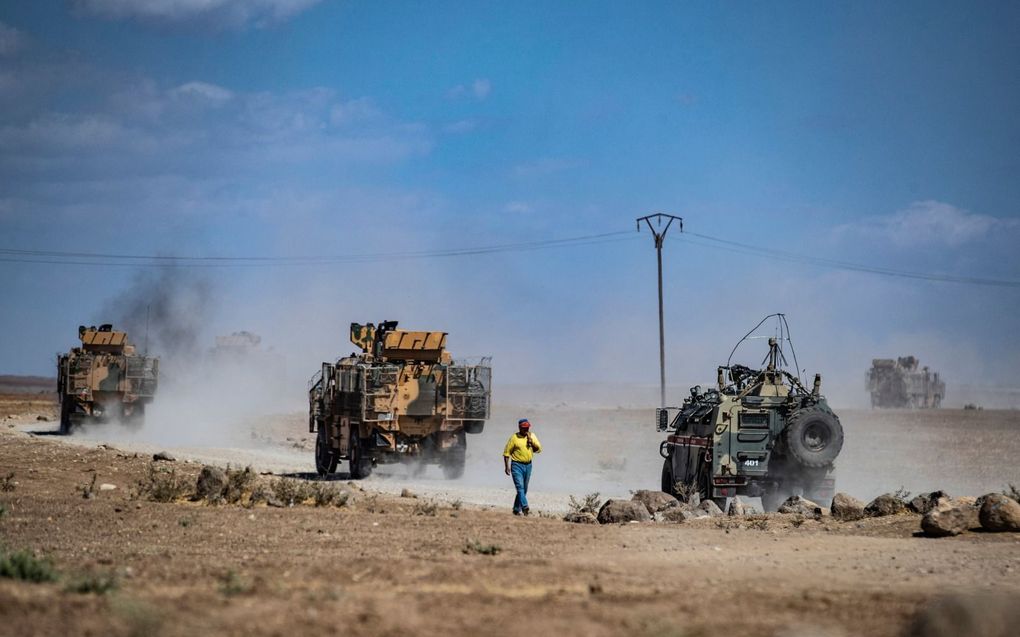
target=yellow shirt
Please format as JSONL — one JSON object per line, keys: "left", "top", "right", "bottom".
{"left": 503, "top": 431, "right": 542, "bottom": 463}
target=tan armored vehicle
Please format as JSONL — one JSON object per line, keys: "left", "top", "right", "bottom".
{"left": 309, "top": 321, "right": 491, "bottom": 479}
{"left": 57, "top": 324, "right": 160, "bottom": 434}
{"left": 866, "top": 356, "right": 944, "bottom": 408}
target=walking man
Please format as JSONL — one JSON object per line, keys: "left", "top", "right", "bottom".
{"left": 503, "top": 418, "right": 541, "bottom": 516}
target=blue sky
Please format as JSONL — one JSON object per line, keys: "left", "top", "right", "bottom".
{"left": 1, "top": 1, "right": 1018, "bottom": 405}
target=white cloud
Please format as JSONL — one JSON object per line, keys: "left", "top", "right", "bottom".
{"left": 837, "top": 200, "right": 1016, "bottom": 247}
{"left": 171, "top": 81, "right": 234, "bottom": 104}
{"left": 0, "top": 79, "right": 432, "bottom": 188}
{"left": 72, "top": 0, "right": 322, "bottom": 31}
{"left": 328, "top": 97, "right": 381, "bottom": 127}
{"left": 0, "top": 21, "right": 26, "bottom": 56}
{"left": 471, "top": 78, "right": 491, "bottom": 100}
{"left": 447, "top": 78, "right": 491, "bottom": 101}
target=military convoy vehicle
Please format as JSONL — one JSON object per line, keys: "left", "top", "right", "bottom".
{"left": 866, "top": 356, "right": 944, "bottom": 408}
{"left": 309, "top": 321, "right": 491, "bottom": 479}
{"left": 657, "top": 315, "right": 843, "bottom": 511}
{"left": 56, "top": 324, "right": 160, "bottom": 434}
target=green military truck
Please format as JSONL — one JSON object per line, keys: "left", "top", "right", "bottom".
{"left": 658, "top": 315, "right": 843, "bottom": 511}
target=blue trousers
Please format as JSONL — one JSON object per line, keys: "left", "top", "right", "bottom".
{"left": 511, "top": 461, "right": 532, "bottom": 513}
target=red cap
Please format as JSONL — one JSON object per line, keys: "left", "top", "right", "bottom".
{"left": 518, "top": 419, "right": 531, "bottom": 429}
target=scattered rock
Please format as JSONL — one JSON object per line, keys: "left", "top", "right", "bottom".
{"left": 864, "top": 493, "right": 909, "bottom": 517}
{"left": 903, "top": 592, "right": 1020, "bottom": 637}
{"left": 978, "top": 493, "right": 1020, "bottom": 532}
{"left": 266, "top": 496, "right": 285, "bottom": 508}
{"left": 909, "top": 490, "right": 950, "bottom": 515}
{"left": 36, "top": 415, "right": 49, "bottom": 422}
{"left": 99, "top": 483, "right": 117, "bottom": 491}
{"left": 727, "top": 498, "right": 747, "bottom": 517}
{"left": 828, "top": 491, "right": 860, "bottom": 521}
{"left": 778, "top": 495, "right": 819, "bottom": 516}
{"left": 597, "top": 499, "right": 652, "bottom": 524}
{"left": 656, "top": 508, "right": 699, "bottom": 523}
{"left": 195, "top": 465, "right": 227, "bottom": 499}
{"left": 564, "top": 512, "right": 598, "bottom": 524}
{"left": 698, "top": 499, "right": 724, "bottom": 517}
{"left": 921, "top": 498, "right": 979, "bottom": 537}
{"left": 631, "top": 490, "right": 679, "bottom": 514}
{"left": 400, "top": 488, "right": 417, "bottom": 499}
{"left": 152, "top": 451, "right": 176, "bottom": 462}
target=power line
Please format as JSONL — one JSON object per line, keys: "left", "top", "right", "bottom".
{"left": 1, "top": 225, "right": 1016, "bottom": 288}
{"left": 0, "top": 231, "right": 637, "bottom": 267}
{"left": 676, "top": 230, "right": 1020, "bottom": 289}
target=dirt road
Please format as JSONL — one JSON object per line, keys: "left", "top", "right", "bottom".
{"left": 2, "top": 394, "right": 1020, "bottom": 636}
{"left": 20, "top": 401, "right": 1020, "bottom": 513}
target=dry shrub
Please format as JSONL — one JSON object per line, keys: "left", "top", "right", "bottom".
{"left": 135, "top": 463, "right": 187, "bottom": 502}
{"left": 413, "top": 499, "right": 438, "bottom": 516}
{"left": 568, "top": 492, "right": 602, "bottom": 515}
{"left": 223, "top": 466, "right": 257, "bottom": 504}
{"left": 362, "top": 494, "right": 381, "bottom": 513}
{"left": 271, "top": 478, "right": 312, "bottom": 506}
{"left": 311, "top": 483, "right": 349, "bottom": 508}
{"left": 0, "top": 472, "right": 15, "bottom": 492}
{"left": 79, "top": 472, "right": 97, "bottom": 500}
{"left": 66, "top": 572, "right": 118, "bottom": 595}
{"left": 0, "top": 547, "right": 58, "bottom": 582}
{"left": 219, "top": 570, "right": 252, "bottom": 596}
{"left": 463, "top": 540, "right": 501, "bottom": 555}
{"left": 673, "top": 482, "right": 699, "bottom": 504}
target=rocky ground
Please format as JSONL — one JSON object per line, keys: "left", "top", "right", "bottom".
{"left": 2, "top": 394, "right": 1020, "bottom": 636}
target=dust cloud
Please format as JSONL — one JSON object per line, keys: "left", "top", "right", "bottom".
{"left": 87, "top": 267, "right": 297, "bottom": 448}
{"left": 62, "top": 261, "right": 1020, "bottom": 509}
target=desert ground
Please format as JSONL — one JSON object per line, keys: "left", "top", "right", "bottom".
{"left": 1, "top": 390, "right": 1019, "bottom": 637}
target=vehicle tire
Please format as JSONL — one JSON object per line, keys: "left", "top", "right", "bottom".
{"left": 660, "top": 458, "right": 676, "bottom": 497}
{"left": 315, "top": 423, "right": 338, "bottom": 476}
{"left": 782, "top": 407, "right": 844, "bottom": 469}
{"left": 441, "top": 431, "right": 466, "bottom": 480}
{"left": 349, "top": 427, "right": 372, "bottom": 479}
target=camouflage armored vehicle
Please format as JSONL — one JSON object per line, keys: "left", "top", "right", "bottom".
{"left": 309, "top": 321, "right": 491, "bottom": 479}
{"left": 57, "top": 324, "right": 160, "bottom": 434}
{"left": 657, "top": 315, "right": 843, "bottom": 511}
{"left": 866, "top": 356, "right": 944, "bottom": 408}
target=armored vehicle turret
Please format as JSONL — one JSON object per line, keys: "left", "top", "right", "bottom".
{"left": 658, "top": 315, "right": 843, "bottom": 511}
{"left": 308, "top": 321, "right": 491, "bottom": 479}
{"left": 56, "top": 324, "right": 159, "bottom": 434}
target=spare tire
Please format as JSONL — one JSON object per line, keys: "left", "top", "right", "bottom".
{"left": 782, "top": 406, "right": 843, "bottom": 468}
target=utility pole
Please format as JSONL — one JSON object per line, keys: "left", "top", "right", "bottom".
{"left": 637, "top": 213, "right": 683, "bottom": 408}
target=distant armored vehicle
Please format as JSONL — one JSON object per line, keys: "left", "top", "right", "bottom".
{"left": 309, "top": 321, "right": 491, "bottom": 479}
{"left": 210, "top": 331, "right": 263, "bottom": 356}
{"left": 658, "top": 315, "right": 843, "bottom": 511}
{"left": 866, "top": 356, "right": 944, "bottom": 408}
{"left": 57, "top": 324, "right": 159, "bottom": 434}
